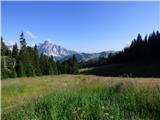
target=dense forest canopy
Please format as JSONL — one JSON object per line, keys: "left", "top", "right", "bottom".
{"left": 107, "top": 31, "right": 160, "bottom": 64}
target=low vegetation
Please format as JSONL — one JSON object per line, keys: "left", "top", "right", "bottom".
{"left": 2, "top": 75, "right": 160, "bottom": 120}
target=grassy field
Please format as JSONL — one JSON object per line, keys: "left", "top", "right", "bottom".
{"left": 2, "top": 75, "right": 160, "bottom": 120}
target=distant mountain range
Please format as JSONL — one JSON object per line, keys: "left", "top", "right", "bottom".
{"left": 37, "top": 40, "right": 77, "bottom": 60}
{"left": 6, "top": 40, "right": 115, "bottom": 62}
{"left": 37, "top": 40, "right": 115, "bottom": 62}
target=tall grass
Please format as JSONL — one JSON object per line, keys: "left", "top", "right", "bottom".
{"left": 2, "top": 79, "right": 160, "bottom": 120}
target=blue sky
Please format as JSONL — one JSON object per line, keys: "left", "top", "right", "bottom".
{"left": 1, "top": 1, "right": 159, "bottom": 53}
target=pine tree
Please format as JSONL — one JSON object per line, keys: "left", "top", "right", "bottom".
{"left": 49, "top": 56, "right": 58, "bottom": 75}
{"left": 18, "top": 34, "right": 36, "bottom": 77}
{"left": 12, "top": 43, "right": 19, "bottom": 59}
{"left": 20, "top": 32, "right": 27, "bottom": 49}
{"left": 48, "top": 62, "right": 54, "bottom": 75}
{"left": 33, "top": 45, "right": 42, "bottom": 76}
{"left": 56, "top": 61, "right": 62, "bottom": 74}
{"left": 72, "top": 55, "right": 79, "bottom": 74}
{"left": 1, "top": 36, "right": 11, "bottom": 56}
{"left": 62, "top": 55, "right": 79, "bottom": 74}
{"left": 40, "top": 54, "right": 49, "bottom": 75}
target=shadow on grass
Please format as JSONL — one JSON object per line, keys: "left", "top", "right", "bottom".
{"left": 80, "top": 63, "right": 160, "bottom": 77}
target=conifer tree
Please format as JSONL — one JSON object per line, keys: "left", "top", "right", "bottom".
{"left": 33, "top": 45, "right": 42, "bottom": 76}
{"left": 20, "top": 32, "right": 27, "bottom": 49}
{"left": 49, "top": 56, "right": 58, "bottom": 75}
{"left": 1, "top": 36, "right": 11, "bottom": 56}
{"left": 16, "top": 60, "right": 25, "bottom": 77}
{"left": 12, "top": 43, "right": 18, "bottom": 59}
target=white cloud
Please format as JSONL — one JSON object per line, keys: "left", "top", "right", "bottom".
{"left": 26, "top": 31, "right": 37, "bottom": 38}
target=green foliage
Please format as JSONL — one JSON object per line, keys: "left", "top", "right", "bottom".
{"left": 16, "top": 60, "right": 25, "bottom": 77}
{"left": 44, "top": 56, "right": 58, "bottom": 75}
{"left": 1, "top": 37, "right": 11, "bottom": 56}
{"left": 19, "top": 32, "right": 27, "bottom": 49}
{"left": 1, "top": 67, "right": 9, "bottom": 79}
{"left": 39, "top": 54, "right": 49, "bottom": 75}
{"left": 80, "top": 57, "right": 107, "bottom": 68}
{"left": 12, "top": 43, "right": 18, "bottom": 59}
{"left": 33, "top": 45, "right": 42, "bottom": 76}
{"left": 1, "top": 56, "right": 17, "bottom": 79}
{"left": 18, "top": 47, "right": 36, "bottom": 77}
{"left": 2, "top": 83, "right": 160, "bottom": 120}
{"left": 107, "top": 31, "right": 160, "bottom": 64}
{"left": 1, "top": 33, "right": 59, "bottom": 79}
{"left": 58, "top": 55, "right": 79, "bottom": 74}
{"left": 8, "top": 68, "right": 17, "bottom": 78}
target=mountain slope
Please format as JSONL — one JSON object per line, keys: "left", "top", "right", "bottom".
{"left": 6, "top": 40, "right": 114, "bottom": 62}
{"left": 37, "top": 40, "right": 77, "bottom": 60}
{"left": 61, "top": 51, "right": 114, "bottom": 62}
{"left": 37, "top": 40, "right": 114, "bottom": 62}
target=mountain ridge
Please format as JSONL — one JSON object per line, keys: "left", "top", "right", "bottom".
{"left": 37, "top": 40, "right": 115, "bottom": 62}
{"left": 6, "top": 40, "right": 115, "bottom": 62}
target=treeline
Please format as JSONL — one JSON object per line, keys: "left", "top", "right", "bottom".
{"left": 1, "top": 33, "right": 79, "bottom": 79}
{"left": 57, "top": 56, "right": 78, "bottom": 74}
{"left": 79, "top": 57, "right": 107, "bottom": 68}
{"left": 80, "top": 31, "right": 160, "bottom": 68}
{"left": 107, "top": 31, "right": 160, "bottom": 64}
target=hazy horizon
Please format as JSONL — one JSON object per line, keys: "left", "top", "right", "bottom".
{"left": 2, "top": 1, "right": 159, "bottom": 53}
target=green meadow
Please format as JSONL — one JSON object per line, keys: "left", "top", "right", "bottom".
{"left": 2, "top": 75, "right": 160, "bottom": 120}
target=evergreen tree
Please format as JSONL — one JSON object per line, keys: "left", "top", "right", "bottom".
{"left": 106, "top": 31, "right": 160, "bottom": 64}
{"left": 40, "top": 54, "right": 49, "bottom": 75}
{"left": 20, "top": 32, "right": 27, "bottom": 49}
{"left": 16, "top": 60, "right": 25, "bottom": 77}
{"left": 18, "top": 33, "right": 36, "bottom": 77}
{"left": 48, "top": 62, "right": 54, "bottom": 75}
{"left": 49, "top": 56, "right": 58, "bottom": 75}
{"left": 2, "top": 32, "right": 79, "bottom": 79}
{"left": 1, "top": 37, "right": 14, "bottom": 78}
{"left": 12, "top": 43, "right": 19, "bottom": 59}
{"left": 59, "top": 55, "right": 79, "bottom": 74}
{"left": 33, "top": 45, "right": 42, "bottom": 76}
{"left": 56, "top": 61, "right": 62, "bottom": 74}
{"left": 1, "top": 36, "right": 11, "bottom": 56}
{"left": 71, "top": 55, "right": 79, "bottom": 74}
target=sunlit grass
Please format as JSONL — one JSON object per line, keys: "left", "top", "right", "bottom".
{"left": 2, "top": 75, "right": 160, "bottom": 119}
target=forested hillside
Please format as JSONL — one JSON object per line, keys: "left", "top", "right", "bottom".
{"left": 80, "top": 31, "right": 160, "bottom": 68}
{"left": 107, "top": 31, "right": 160, "bottom": 64}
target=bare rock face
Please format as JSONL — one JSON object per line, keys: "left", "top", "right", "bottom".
{"left": 37, "top": 40, "right": 77, "bottom": 60}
